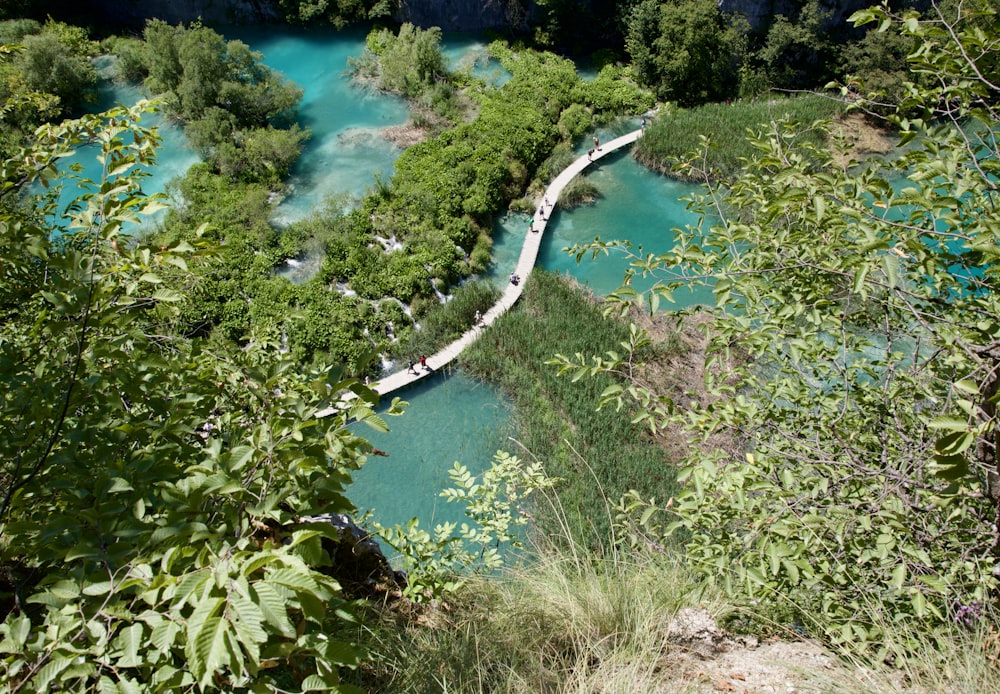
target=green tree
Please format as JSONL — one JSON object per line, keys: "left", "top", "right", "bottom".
{"left": 0, "top": 101, "right": 395, "bottom": 691}
{"left": 837, "top": 21, "right": 915, "bottom": 115}
{"left": 276, "top": 0, "right": 399, "bottom": 27}
{"left": 2, "top": 19, "right": 97, "bottom": 118}
{"left": 755, "top": 0, "right": 835, "bottom": 90}
{"left": 137, "top": 20, "right": 302, "bottom": 128}
{"left": 562, "top": 0, "right": 1000, "bottom": 651}
{"left": 625, "top": 0, "right": 743, "bottom": 105}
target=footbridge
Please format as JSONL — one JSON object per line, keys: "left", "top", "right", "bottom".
{"left": 344, "top": 128, "right": 643, "bottom": 401}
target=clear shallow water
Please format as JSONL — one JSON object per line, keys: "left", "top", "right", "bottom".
{"left": 219, "top": 26, "right": 411, "bottom": 224}
{"left": 50, "top": 29, "right": 496, "bottom": 229}
{"left": 45, "top": 31, "right": 709, "bottom": 535}
{"left": 490, "top": 145, "right": 715, "bottom": 310}
{"left": 441, "top": 34, "right": 510, "bottom": 87}
{"left": 349, "top": 369, "right": 514, "bottom": 531}
{"left": 44, "top": 75, "right": 199, "bottom": 232}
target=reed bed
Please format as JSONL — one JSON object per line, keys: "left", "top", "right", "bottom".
{"left": 637, "top": 94, "right": 845, "bottom": 180}
{"left": 461, "top": 271, "right": 683, "bottom": 549}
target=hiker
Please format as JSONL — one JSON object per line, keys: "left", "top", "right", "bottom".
{"left": 593, "top": 135, "right": 600, "bottom": 151}
{"left": 419, "top": 355, "right": 428, "bottom": 370}
{"left": 408, "top": 359, "right": 416, "bottom": 374}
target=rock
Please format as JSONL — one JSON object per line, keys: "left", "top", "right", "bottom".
{"left": 87, "top": 0, "right": 278, "bottom": 29}
{"left": 719, "top": 0, "right": 877, "bottom": 33}
{"left": 297, "top": 513, "right": 406, "bottom": 602}
{"left": 395, "top": 0, "right": 534, "bottom": 32}
{"left": 666, "top": 607, "right": 726, "bottom": 657}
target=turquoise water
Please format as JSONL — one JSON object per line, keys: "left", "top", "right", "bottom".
{"left": 219, "top": 26, "right": 410, "bottom": 224}
{"left": 441, "top": 34, "right": 511, "bottom": 86}
{"left": 490, "top": 144, "right": 714, "bottom": 310}
{"left": 349, "top": 369, "right": 514, "bottom": 531}
{"left": 45, "top": 29, "right": 708, "bottom": 536}
{"left": 49, "top": 29, "right": 494, "bottom": 229}
{"left": 539, "top": 146, "right": 715, "bottom": 308}
{"left": 44, "top": 74, "right": 199, "bottom": 231}
{"left": 379, "top": 147, "right": 713, "bottom": 534}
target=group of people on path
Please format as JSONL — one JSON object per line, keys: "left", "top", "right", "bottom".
{"left": 530, "top": 195, "right": 553, "bottom": 233}
{"left": 407, "top": 355, "right": 431, "bottom": 374}
{"left": 393, "top": 128, "right": 646, "bottom": 388}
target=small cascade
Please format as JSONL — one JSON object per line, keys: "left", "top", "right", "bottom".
{"left": 275, "top": 254, "right": 322, "bottom": 284}
{"left": 425, "top": 269, "right": 450, "bottom": 304}
{"left": 379, "top": 354, "right": 394, "bottom": 374}
{"left": 335, "top": 282, "right": 357, "bottom": 297}
{"left": 373, "top": 234, "right": 403, "bottom": 252}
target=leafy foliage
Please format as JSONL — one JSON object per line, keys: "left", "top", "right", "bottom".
{"left": 625, "top": 0, "right": 744, "bottom": 106}
{"left": 114, "top": 20, "right": 305, "bottom": 185}
{"left": 352, "top": 24, "right": 448, "bottom": 101}
{"left": 0, "top": 19, "right": 98, "bottom": 159}
{"left": 375, "top": 451, "right": 555, "bottom": 601}
{"left": 562, "top": 1, "right": 1000, "bottom": 652}
{"left": 275, "top": 0, "right": 398, "bottom": 28}
{"left": 0, "top": 101, "right": 397, "bottom": 692}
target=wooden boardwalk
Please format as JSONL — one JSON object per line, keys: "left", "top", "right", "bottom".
{"left": 324, "top": 129, "right": 643, "bottom": 409}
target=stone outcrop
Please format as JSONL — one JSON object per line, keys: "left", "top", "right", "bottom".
{"left": 88, "top": 0, "right": 531, "bottom": 31}
{"left": 86, "top": 0, "right": 880, "bottom": 35}
{"left": 395, "top": 0, "right": 532, "bottom": 32}
{"left": 298, "top": 513, "right": 406, "bottom": 602}
{"left": 90, "top": 0, "right": 278, "bottom": 28}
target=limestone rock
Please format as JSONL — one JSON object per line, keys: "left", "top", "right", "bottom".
{"left": 666, "top": 607, "right": 726, "bottom": 657}
{"left": 298, "top": 513, "right": 406, "bottom": 602}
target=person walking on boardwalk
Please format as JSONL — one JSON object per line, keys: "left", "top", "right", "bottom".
{"left": 593, "top": 135, "right": 600, "bottom": 151}
{"left": 419, "top": 355, "right": 428, "bottom": 371}
{"left": 408, "top": 359, "right": 416, "bottom": 374}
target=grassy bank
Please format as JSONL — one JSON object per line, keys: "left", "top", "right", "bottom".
{"left": 344, "top": 533, "right": 1000, "bottom": 693}
{"left": 636, "top": 94, "right": 846, "bottom": 179}
{"left": 460, "top": 271, "right": 683, "bottom": 549}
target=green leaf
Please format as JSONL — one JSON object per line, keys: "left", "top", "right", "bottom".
{"left": 193, "top": 616, "right": 231, "bottom": 690}
{"left": 926, "top": 415, "right": 969, "bottom": 432}
{"left": 150, "top": 619, "right": 181, "bottom": 655}
{"left": 267, "top": 567, "right": 320, "bottom": 593}
{"left": 881, "top": 253, "right": 899, "bottom": 288}
{"left": 112, "top": 623, "right": 143, "bottom": 668}
{"left": 891, "top": 563, "right": 907, "bottom": 590}
{"left": 31, "top": 655, "right": 74, "bottom": 691}
{"left": 251, "top": 582, "right": 294, "bottom": 637}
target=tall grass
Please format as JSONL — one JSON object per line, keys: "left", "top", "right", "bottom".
{"left": 349, "top": 545, "right": 1000, "bottom": 693}
{"left": 461, "top": 271, "right": 684, "bottom": 549}
{"left": 636, "top": 94, "right": 845, "bottom": 180}
{"left": 350, "top": 522, "right": 722, "bottom": 694}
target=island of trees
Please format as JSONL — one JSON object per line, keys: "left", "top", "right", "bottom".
{"left": 0, "top": 0, "right": 997, "bottom": 691}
